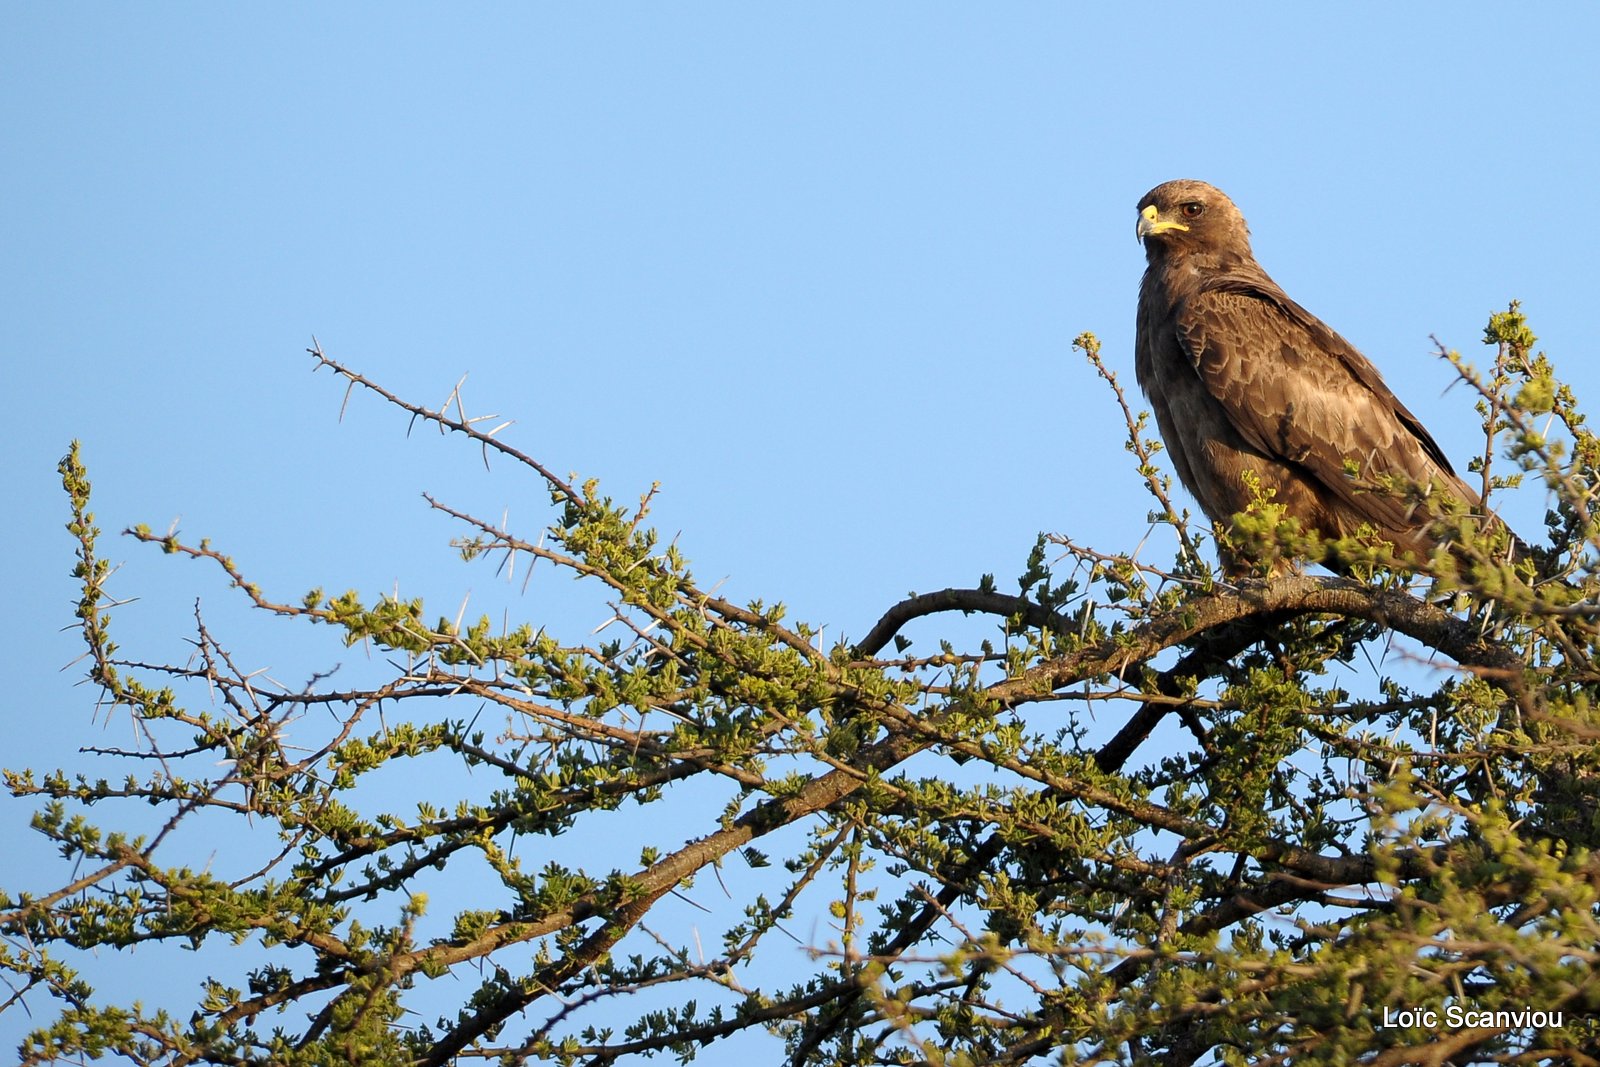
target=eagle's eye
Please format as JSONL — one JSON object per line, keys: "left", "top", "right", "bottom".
{"left": 1180, "top": 202, "right": 1204, "bottom": 219}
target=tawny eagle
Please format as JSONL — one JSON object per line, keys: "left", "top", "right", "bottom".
{"left": 1134, "top": 178, "right": 1498, "bottom": 567}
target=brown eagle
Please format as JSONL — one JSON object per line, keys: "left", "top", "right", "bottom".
{"left": 1134, "top": 178, "right": 1499, "bottom": 569}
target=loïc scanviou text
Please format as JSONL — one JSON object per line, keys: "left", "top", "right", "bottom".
{"left": 1380, "top": 1005, "right": 1562, "bottom": 1030}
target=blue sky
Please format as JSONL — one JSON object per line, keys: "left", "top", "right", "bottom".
{"left": 5, "top": 4, "right": 1599, "bottom": 1057}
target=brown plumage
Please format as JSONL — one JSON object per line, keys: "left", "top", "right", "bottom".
{"left": 1134, "top": 178, "right": 1496, "bottom": 569}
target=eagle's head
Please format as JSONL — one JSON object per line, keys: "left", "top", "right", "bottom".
{"left": 1136, "top": 179, "right": 1253, "bottom": 263}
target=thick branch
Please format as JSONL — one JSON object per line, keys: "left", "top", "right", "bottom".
{"left": 993, "top": 575, "right": 1529, "bottom": 708}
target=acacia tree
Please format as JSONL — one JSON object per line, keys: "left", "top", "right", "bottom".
{"left": 5, "top": 305, "right": 1600, "bottom": 1065}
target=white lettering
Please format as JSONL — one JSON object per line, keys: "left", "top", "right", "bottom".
{"left": 1445, "top": 1006, "right": 1561, "bottom": 1029}
{"left": 1381, "top": 1006, "right": 1437, "bottom": 1028}
{"left": 1383, "top": 1003, "right": 1562, "bottom": 1031}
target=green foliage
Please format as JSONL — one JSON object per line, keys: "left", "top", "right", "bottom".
{"left": 7, "top": 322, "right": 1600, "bottom": 1064}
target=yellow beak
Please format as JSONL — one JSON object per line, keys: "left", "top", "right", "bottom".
{"left": 1136, "top": 203, "right": 1189, "bottom": 242}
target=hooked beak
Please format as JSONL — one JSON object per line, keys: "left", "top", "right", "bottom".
{"left": 1136, "top": 203, "right": 1188, "bottom": 242}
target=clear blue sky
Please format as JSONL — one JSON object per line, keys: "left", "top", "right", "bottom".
{"left": 4, "top": 4, "right": 1598, "bottom": 1057}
